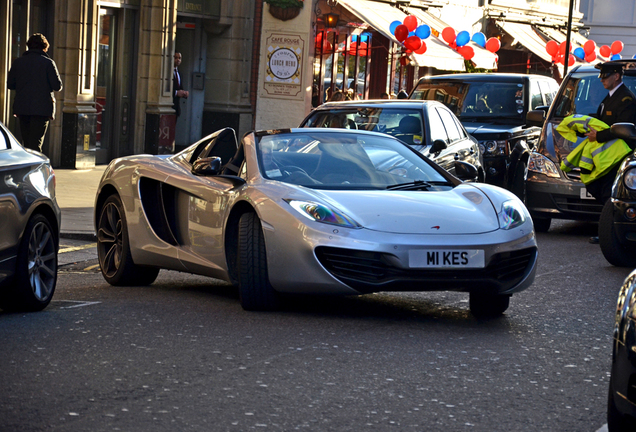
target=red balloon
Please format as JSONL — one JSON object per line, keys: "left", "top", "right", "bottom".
{"left": 315, "top": 33, "right": 333, "bottom": 54}
{"left": 567, "top": 54, "right": 575, "bottom": 66}
{"left": 584, "top": 40, "right": 596, "bottom": 55}
{"left": 399, "top": 56, "right": 409, "bottom": 66}
{"left": 348, "top": 41, "right": 367, "bottom": 56}
{"left": 611, "top": 40, "right": 624, "bottom": 54}
{"left": 546, "top": 40, "right": 558, "bottom": 56}
{"left": 458, "top": 45, "right": 475, "bottom": 60}
{"left": 442, "top": 27, "right": 456, "bottom": 44}
{"left": 414, "top": 41, "right": 427, "bottom": 55}
{"left": 585, "top": 52, "right": 597, "bottom": 62}
{"left": 485, "top": 37, "right": 501, "bottom": 53}
{"left": 599, "top": 45, "right": 611, "bottom": 57}
{"left": 558, "top": 41, "right": 571, "bottom": 55}
{"left": 394, "top": 24, "right": 409, "bottom": 43}
{"left": 403, "top": 15, "right": 418, "bottom": 32}
{"left": 404, "top": 35, "right": 422, "bottom": 51}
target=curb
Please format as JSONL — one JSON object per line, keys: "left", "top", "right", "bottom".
{"left": 60, "top": 232, "right": 97, "bottom": 242}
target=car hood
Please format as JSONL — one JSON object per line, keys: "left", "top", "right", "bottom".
{"left": 310, "top": 184, "right": 500, "bottom": 234}
{"left": 463, "top": 122, "right": 521, "bottom": 137}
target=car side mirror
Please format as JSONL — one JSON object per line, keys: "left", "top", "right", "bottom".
{"left": 430, "top": 139, "right": 448, "bottom": 154}
{"left": 610, "top": 123, "right": 636, "bottom": 141}
{"left": 192, "top": 156, "right": 222, "bottom": 176}
{"left": 454, "top": 161, "right": 479, "bottom": 181}
{"left": 526, "top": 110, "right": 545, "bottom": 128}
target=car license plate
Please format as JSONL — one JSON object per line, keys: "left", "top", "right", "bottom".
{"left": 580, "top": 187, "right": 595, "bottom": 200}
{"left": 409, "top": 249, "right": 485, "bottom": 268}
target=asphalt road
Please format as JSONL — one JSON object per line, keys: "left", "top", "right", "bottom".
{"left": 0, "top": 220, "right": 626, "bottom": 432}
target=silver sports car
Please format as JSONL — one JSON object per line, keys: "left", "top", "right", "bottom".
{"left": 94, "top": 128, "right": 537, "bottom": 317}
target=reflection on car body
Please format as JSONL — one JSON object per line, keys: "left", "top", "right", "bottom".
{"left": 94, "top": 128, "right": 537, "bottom": 317}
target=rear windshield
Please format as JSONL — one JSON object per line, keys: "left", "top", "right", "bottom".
{"left": 410, "top": 80, "right": 525, "bottom": 120}
{"left": 552, "top": 71, "right": 636, "bottom": 118}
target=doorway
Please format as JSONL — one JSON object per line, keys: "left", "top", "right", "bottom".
{"left": 96, "top": 7, "right": 137, "bottom": 164}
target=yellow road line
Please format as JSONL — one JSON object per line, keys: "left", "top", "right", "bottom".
{"left": 83, "top": 264, "right": 100, "bottom": 271}
{"left": 59, "top": 243, "right": 97, "bottom": 253}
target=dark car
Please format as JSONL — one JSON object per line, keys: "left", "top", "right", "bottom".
{"left": 599, "top": 123, "right": 636, "bottom": 267}
{"left": 525, "top": 61, "right": 636, "bottom": 232}
{"left": 608, "top": 269, "right": 636, "bottom": 431}
{"left": 300, "top": 100, "right": 484, "bottom": 180}
{"left": 409, "top": 73, "right": 560, "bottom": 200}
{"left": 0, "top": 121, "right": 60, "bottom": 312}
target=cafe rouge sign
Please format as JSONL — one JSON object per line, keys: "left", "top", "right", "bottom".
{"left": 262, "top": 31, "right": 305, "bottom": 100}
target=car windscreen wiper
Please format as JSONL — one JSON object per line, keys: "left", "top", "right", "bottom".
{"left": 386, "top": 180, "right": 433, "bottom": 191}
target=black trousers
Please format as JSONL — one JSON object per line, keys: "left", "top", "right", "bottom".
{"left": 585, "top": 164, "right": 621, "bottom": 205}
{"left": 18, "top": 115, "right": 49, "bottom": 153}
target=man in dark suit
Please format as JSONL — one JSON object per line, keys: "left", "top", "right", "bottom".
{"left": 7, "top": 33, "right": 63, "bottom": 153}
{"left": 585, "top": 61, "right": 636, "bottom": 243}
{"left": 173, "top": 52, "right": 188, "bottom": 117}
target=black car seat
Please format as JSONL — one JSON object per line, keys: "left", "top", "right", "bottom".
{"left": 198, "top": 128, "right": 238, "bottom": 166}
{"left": 311, "top": 142, "right": 375, "bottom": 184}
{"left": 395, "top": 116, "right": 422, "bottom": 145}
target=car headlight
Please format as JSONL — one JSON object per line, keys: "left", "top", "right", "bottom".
{"left": 528, "top": 152, "right": 560, "bottom": 178}
{"left": 614, "top": 272, "right": 636, "bottom": 342}
{"left": 479, "top": 140, "right": 508, "bottom": 156}
{"left": 498, "top": 199, "right": 528, "bottom": 230}
{"left": 286, "top": 200, "right": 361, "bottom": 229}
{"left": 623, "top": 167, "right": 636, "bottom": 190}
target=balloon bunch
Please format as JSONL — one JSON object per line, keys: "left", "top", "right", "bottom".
{"left": 599, "top": 41, "right": 624, "bottom": 60}
{"left": 389, "top": 16, "right": 431, "bottom": 65}
{"left": 545, "top": 40, "right": 577, "bottom": 66}
{"left": 440, "top": 27, "right": 500, "bottom": 60}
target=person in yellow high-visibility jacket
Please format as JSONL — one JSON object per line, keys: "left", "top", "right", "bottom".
{"left": 558, "top": 114, "right": 631, "bottom": 188}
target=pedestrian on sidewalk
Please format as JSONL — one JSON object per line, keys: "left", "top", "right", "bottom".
{"left": 7, "top": 33, "right": 63, "bottom": 154}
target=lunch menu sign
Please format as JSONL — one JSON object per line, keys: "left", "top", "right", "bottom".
{"left": 262, "top": 31, "right": 305, "bottom": 100}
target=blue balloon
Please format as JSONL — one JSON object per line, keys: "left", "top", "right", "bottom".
{"left": 409, "top": 31, "right": 416, "bottom": 37}
{"left": 415, "top": 24, "right": 431, "bottom": 39}
{"left": 611, "top": 54, "right": 622, "bottom": 60}
{"left": 471, "top": 32, "right": 486, "bottom": 48}
{"left": 390, "top": 20, "right": 401, "bottom": 35}
{"left": 573, "top": 47, "right": 585, "bottom": 59}
{"left": 456, "top": 30, "right": 470, "bottom": 47}
{"left": 633, "top": 54, "right": 636, "bottom": 59}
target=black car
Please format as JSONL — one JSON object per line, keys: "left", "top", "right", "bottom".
{"left": 300, "top": 100, "right": 483, "bottom": 180}
{"left": 409, "top": 73, "right": 560, "bottom": 200}
{"left": 525, "top": 61, "right": 636, "bottom": 232}
{"left": 608, "top": 268, "right": 636, "bottom": 431}
{"left": 0, "top": 121, "right": 60, "bottom": 312}
{"left": 599, "top": 123, "right": 636, "bottom": 267}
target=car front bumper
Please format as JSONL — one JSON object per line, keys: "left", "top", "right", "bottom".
{"left": 609, "top": 199, "right": 636, "bottom": 246}
{"left": 526, "top": 171, "right": 602, "bottom": 221}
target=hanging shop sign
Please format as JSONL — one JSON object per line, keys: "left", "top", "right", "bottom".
{"left": 261, "top": 31, "right": 306, "bottom": 100}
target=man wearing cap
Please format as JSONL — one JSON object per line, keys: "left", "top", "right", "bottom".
{"left": 585, "top": 61, "right": 636, "bottom": 243}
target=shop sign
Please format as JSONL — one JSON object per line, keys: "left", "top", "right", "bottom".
{"left": 261, "top": 31, "right": 305, "bottom": 100}
{"left": 177, "top": 0, "right": 220, "bottom": 17}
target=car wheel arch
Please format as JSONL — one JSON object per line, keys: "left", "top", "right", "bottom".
{"left": 27, "top": 202, "right": 60, "bottom": 246}
{"left": 224, "top": 200, "right": 258, "bottom": 285}
{"left": 94, "top": 184, "right": 120, "bottom": 227}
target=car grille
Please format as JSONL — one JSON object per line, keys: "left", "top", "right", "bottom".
{"left": 315, "top": 246, "right": 537, "bottom": 294}
{"left": 553, "top": 195, "right": 603, "bottom": 214}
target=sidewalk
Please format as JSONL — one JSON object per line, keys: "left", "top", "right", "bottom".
{"left": 55, "top": 165, "right": 107, "bottom": 241}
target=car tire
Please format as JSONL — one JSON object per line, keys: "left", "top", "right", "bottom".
{"left": 608, "top": 380, "right": 636, "bottom": 431}
{"left": 533, "top": 217, "right": 551, "bottom": 233}
{"left": 97, "top": 194, "right": 159, "bottom": 286}
{"left": 599, "top": 200, "right": 636, "bottom": 267}
{"left": 238, "top": 212, "right": 280, "bottom": 311}
{"left": 469, "top": 292, "right": 510, "bottom": 318}
{"left": 0, "top": 214, "right": 57, "bottom": 312}
{"left": 511, "top": 160, "right": 528, "bottom": 202}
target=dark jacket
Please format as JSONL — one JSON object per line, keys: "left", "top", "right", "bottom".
{"left": 7, "top": 49, "right": 62, "bottom": 119}
{"left": 173, "top": 68, "right": 184, "bottom": 117}
{"left": 595, "top": 83, "right": 636, "bottom": 143}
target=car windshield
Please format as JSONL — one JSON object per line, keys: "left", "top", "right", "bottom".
{"left": 410, "top": 80, "right": 525, "bottom": 119}
{"left": 553, "top": 71, "right": 636, "bottom": 118}
{"left": 303, "top": 108, "right": 425, "bottom": 145}
{"left": 256, "top": 131, "right": 453, "bottom": 190}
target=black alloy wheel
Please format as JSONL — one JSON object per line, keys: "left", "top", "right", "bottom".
{"left": 97, "top": 194, "right": 159, "bottom": 286}
{"left": 0, "top": 214, "right": 58, "bottom": 312}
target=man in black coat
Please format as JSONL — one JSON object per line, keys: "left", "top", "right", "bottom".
{"left": 172, "top": 52, "right": 188, "bottom": 117}
{"left": 7, "top": 33, "right": 63, "bottom": 153}
{"left": 585, "top": 61, "right": 636, "bottom": 243}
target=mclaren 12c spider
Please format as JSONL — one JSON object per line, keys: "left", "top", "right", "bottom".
{"left": 94, "top": 128, "right": 537, "bottom": 317}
